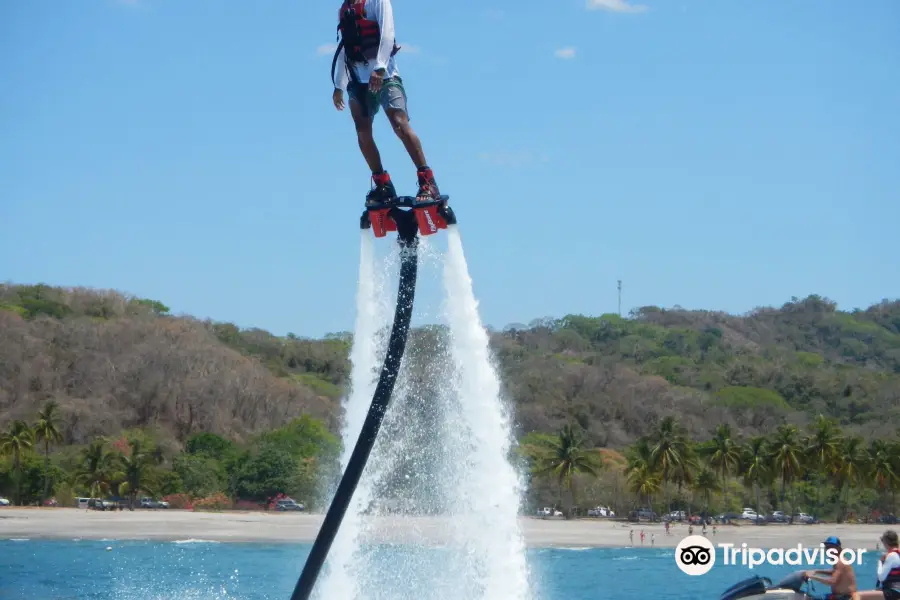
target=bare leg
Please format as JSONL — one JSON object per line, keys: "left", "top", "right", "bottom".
{"left": 350, "top": 97, "right": 383, "bottom": 173}
{"left": 386, "top": 108, "right": 427, "bottom": 169}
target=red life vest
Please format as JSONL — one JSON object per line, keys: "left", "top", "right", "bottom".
{"left": 331, "top": 0, "right": 400, "bottom": 85}
{"left": 885, "top": 549, "right": 900, "bottom": 588}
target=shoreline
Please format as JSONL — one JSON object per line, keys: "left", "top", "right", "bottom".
{"left": 0, "top": 508, "right": 892, "bottom": 551}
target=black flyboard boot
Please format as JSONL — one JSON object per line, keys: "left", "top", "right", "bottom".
{"left": 365, "top": 171, "right": 398, "bottom": 208}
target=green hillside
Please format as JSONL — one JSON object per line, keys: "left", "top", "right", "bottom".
{"left": 1, "top": 283, "right": 898, "bottom": 519}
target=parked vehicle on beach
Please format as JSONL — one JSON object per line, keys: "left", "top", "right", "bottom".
{"left": 588, "top": 506, "right": 614, "bottom": 517}
{"left": 767, "top": 510, "right": 789, "bottom": 523}
{"left": 140, "top": 497, "right": 169, "bottom": 509}
{"left": 717, "top": 511, "right": 740, "bottom": 523}
{"left": 275, "top": 499, "right": 305, "bottom": 511}
{"left": 630, "top": 507, "right": 657, "bottom": 521}
{"left": 87, "top": 498, "right": 116, "bottom": 511}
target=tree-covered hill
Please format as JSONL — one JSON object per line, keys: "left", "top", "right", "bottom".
{"left": 493, "top": 295, "right": 900, "bottom": 447}
{"left": 0, "top": 284, "right": 341, "bottom": 448}
{"left": 2, "top": 283, "right": 899, "bottom": 451}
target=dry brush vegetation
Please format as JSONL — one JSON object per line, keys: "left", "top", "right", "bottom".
{"left": 1, "top": 283, "right": 898, "bottom": 516}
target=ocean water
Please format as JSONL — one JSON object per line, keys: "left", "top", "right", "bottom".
{"left": 0, "top": 539, "right": 887, "bottom": 599}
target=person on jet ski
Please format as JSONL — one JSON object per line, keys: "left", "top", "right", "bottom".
{"left": 877, "top": 530, "right": 900, "bottom": 600}
{"left": 805, "top": 536, "right": 859, "bottom": 600}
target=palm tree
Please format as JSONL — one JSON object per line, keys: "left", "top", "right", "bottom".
{"left": 894, "top": 437, "right": 900, "bottom": 514}
{"left": 625, "top": 438, "right": 653, "bottom": 474}
{"left": 741, "top": 436, "right": 770, "bottom": 518}
{"left": 890, "top": 436, "right": 900, "bottom": 514}
{"left": 868, "top": 439, "right": 897, "bottom": 516}
{"left": 627, "top": 463, "right": 661, "bottom": 513}
{"left": 624, "top": 438, "right": 655, "bottom": 511}
{"left": 33, "top": 401, "right": 64, "bottom": 503}
{"left": 649, "top": 416, "right": 688, "bottom": 516}
{"left": 115, "top": 438, "right": 163, "bottom": 510}
{"left": 527, "top": 424, "right": 605, "bottom": 518}
{"left": 701, "top": 424, "right": 741, "bottom": 512}
{"left": 804, "top": 415, "right": 840, "bottom": 481}
{"left": 76, "top": 438, "right": 118, "bottom": 500}
{"left": 769, "top": 424, "right": 804, "bottom": 514}
{"left": 833, "top": 436, "right": 867, "bottom": 521}
{"left": 0, "top": 421, "right": 35, "bottom": 505}
{"left": 694, "top": 468, "right": 718, "bottom": 516}
{"left": 671, "top": 443, "right": 699, "bottom": 517}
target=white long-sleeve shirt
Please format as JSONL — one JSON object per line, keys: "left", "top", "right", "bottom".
{"left": 878, "top": 550, "right": 900, "bottom": 585}
{"left": 333, "top": 0, "right": 400, "bottom": 91}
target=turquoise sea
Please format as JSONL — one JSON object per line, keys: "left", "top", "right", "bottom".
{"left": 0, "top": 539, "right": 886, "bottom": 599}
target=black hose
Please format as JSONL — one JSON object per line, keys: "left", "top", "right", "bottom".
{"left": 289, "top": 210, "right": 420, "bottom": 600}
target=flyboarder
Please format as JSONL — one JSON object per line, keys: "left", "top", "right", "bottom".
{"left": 331, "top": 0, "right": 442, "bottom": 209}
{"left": 288, "top": 9, "right": 456, "bottom": 598}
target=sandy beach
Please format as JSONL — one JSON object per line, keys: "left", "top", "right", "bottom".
{"left": 0, "top": 508, "right": 891, "bottom": 551}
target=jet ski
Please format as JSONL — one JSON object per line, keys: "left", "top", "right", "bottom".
{"left": 720, "top": 571, "right": 817, "bottom": 600}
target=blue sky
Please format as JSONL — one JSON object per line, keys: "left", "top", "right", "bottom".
{"left": 2, "top": 0, "right": 898, "bottom": 338}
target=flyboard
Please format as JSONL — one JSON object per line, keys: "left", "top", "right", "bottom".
{"left": 289, "top": 193, "right": 457, "bottom": 600}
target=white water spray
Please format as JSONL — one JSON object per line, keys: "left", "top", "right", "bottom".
{"left": 315, "top": 232, "right": 395, "bottom": 598}
{"left": 316, "top": 226, "right": 531, "bottom": 600}
{"left": 439, "top": 226, "right": 532, "bottom": 599}
{"left": 342, "top": 232, "right": 392, "bottom": 467}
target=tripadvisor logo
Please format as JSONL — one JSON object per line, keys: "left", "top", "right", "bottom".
{"left": 675, "top": 535, "right": 716, "bottom": 576}
{"left": 674, "top": 536, "right": 869, "bottom": 576}
{"left": 719, "top": 542, "right": 867, "bottom": 569}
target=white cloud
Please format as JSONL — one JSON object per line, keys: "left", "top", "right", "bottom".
{"left": 586, "top": 0, "right": 649, "bottom": 13}
{"left": 316, "top": 43, "right": 337, "bottom": 56}
{"left": 554, "top": 47, "right": 576, "bottom": 59}
{"left": 398, "top": 43, "right": 420, "bottom": 54}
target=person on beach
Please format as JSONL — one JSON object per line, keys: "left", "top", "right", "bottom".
{"left": 640, "top": 530, "right": 645, "bottom": 545}
{"left": 877, "top": 530, "right": 900, "bottom": 600}
{"left": 630, "top": 529, "right": 634, "bottom": 545}
{"left": 805, "top": 536, "right": 859, "bottom": 600}
{"left": 651, "top": 533, "right": 655, "bottom": 547}
{"left": 665, "top": 521, "right": 670, "bottom": 535}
